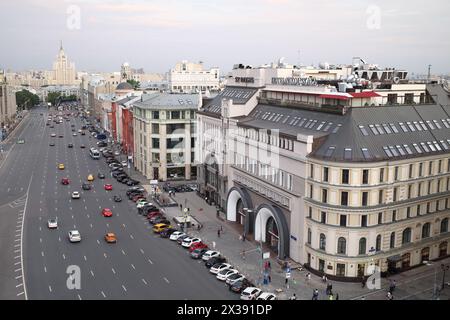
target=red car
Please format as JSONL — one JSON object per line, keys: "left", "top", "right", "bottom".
{"left": 147, "top": 211, "right": 162, "bottom": 219}
{"left": 61, "top": 178, "right": 70, "bottom": 185}
{"left": 102, "top": 208, "right": 113, "bottom": 217}
{"left": 189, "top": 242, "right": 208, "bottom": 253}
{"left": 104, "top": 184, "right": 113, "bottom": 191}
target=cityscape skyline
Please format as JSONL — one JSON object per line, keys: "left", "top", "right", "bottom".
{"left": 0, "top": 0, "right": 449, "bottom": 75}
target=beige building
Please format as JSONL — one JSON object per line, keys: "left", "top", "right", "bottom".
{"left": 168, "top": 61, "right": 220, "bottom": 93}
{"left": 133, "top": 93, "right": 200, "bottom": 182}
{"left": 0, "top": 71, "right": 18, "bottom": 129}
{"left": 53, "top": 43, "right": 76, "bottom": 85}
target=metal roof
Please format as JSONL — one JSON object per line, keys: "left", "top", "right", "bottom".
{"left": 200, "top": 86, "right": 258, "bottom": 114}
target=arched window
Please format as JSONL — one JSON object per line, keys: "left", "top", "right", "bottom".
{"left": 337, "top": 237, "right": 346, "bottom": 254}
{"left": 376, "top": 235, "right": 382, "bottom": 252}
{"left": 422, "top": 223, "right": 431, "bottom": 239}
{"left": 319, "top": 233, "right": 326, "bottom": 251}
{"left": 307, "top": 228, "right": 312, "bottom": 245}
{"left": 359, "top": 238, "right": 367, "bottom": 255}
{"left": 441, "top": 218, "right": 449, "bottom": 233}
{"left": 390, "top": 232, "right": 396, "bottom": 249}
{"left": 402, "top": 228, "right": 412, "bottom": 244}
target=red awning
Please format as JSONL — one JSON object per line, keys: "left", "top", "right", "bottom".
{"left": 349, "top": 91, "right": 381, "bottom": 98}
{"left": 319, "top": 94, "right": 349, "bottom": 101}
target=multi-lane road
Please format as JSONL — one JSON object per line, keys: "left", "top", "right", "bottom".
{"left": 0, "top": 106, "right": 237, "bottom": 300}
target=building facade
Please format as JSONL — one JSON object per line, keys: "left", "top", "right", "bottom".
{"left": 168, "top": 61, "right": 220, "bottom": 94}
{"left": 133, "top": 93, "right": 200, "bottom": 181}
{"left": 53, "top": 43, "right": 76, "bottom": 85}
{"left": 0, "top": 71, "right": 18, "bottom": 130}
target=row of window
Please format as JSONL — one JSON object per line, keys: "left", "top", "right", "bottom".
{"left": 310, "top": 159, "right": 450, "bottom": 185}
{"left": 234, "top": 153, "right": 293, "bottom": 191}
{"left": 308, "top": 218, "right": 449, "bottom": 255}
{"left": 308, "top": 198, "right": 450, "bottom": 227}
{"left": 313, "top": 177, "right": 450, "bottom": 207}
{"left": 236, "top": 127, "right": 294, "bottom": 152}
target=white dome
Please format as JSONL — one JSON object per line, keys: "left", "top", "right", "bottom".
{"left": 123, "top": 62, "right": 130, "bottom": 67}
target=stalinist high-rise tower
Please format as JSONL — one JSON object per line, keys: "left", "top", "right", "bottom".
{"left": 53, "top": 41, "right": 76, "bottom": 85}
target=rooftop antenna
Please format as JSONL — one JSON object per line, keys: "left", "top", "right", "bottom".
{"left": 427, "top": 64, "right": 432, "bottom": 83}
{"left": 297, "top": 50, "right": 301, "bottom": 67}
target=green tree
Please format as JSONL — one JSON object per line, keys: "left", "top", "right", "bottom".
{"left": 127, "top": 79, "right": 140, "bottom": 90}
{"left": 47, "top": 92, "right": 61, "bottom": 106}
{"left": 15, "top": 89, "right": 40, "bottom": 110}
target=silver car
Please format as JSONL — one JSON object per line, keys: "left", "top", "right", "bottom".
{"left": 68, "top": 230, "right": 81, "bottom": 243}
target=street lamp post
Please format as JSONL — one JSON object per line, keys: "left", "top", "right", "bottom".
{"left": 441, "top": 264, "right": 449, "bottom": 291}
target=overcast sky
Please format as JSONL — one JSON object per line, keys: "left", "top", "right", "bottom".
{"left": 0, "top": 0, "right": 449, "bottom": 75}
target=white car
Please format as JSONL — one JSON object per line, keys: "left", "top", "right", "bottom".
{"left": 121, "top": 160, "right": 128, "bottom": 167}
{"left": 256, "top": 292, "right": 277, "bottom": 300}
{"left": 72, "top": 132, "right": 77, "bottom": 136}
{"left": 210, "top": 263, "right": 232, "bottom": 275}
{"left": 71, "top": 191, "right": 80, "bottom": 199}
{"left": 202, "top": 250, "right": 220, "bottom": 261}
{"left": 78, "top": 129, "right": 82, "bottom": 133}
{"left": 47, "top": 218, "right": 58, "bottom": 229}
{"left": 240, "top": 287, "right": 262, "bottom": 300}
{"left": 182, "top": 237, "right": 201, "bottom": 248}
{"left": 68, "top": 230, "right": 81, "bottom": 243}
{"left": 216, "top": 269, "right": 238, "bottom": 281}
{"left": 225, "top": 273, "right": 245, "bottom": 285}
{"left": 169, "top": 231, "right": 186, "bottom": 241}
{"left": 136, "top": 201, "right": 150, "bottom": 209}
{"left": 51, "top": 133, "right": 56, "bottom": 137}
{"left": 114, "top": 151, "right": 120, "bottom": 156}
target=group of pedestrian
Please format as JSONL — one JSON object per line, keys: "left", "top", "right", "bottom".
{"left": 312, "top": 289, "right": 319, "bottom": 300}
{"left": 387, "top": 279, "right": 396, "bottom": 300}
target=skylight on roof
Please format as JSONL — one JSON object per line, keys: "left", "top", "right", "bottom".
{"left": 383, "top": 146, "right": 393, "bottom": 157}
{"left": 382, "top": 124, "right": 392, "bottom": 134}
{"left": 412, "top": 143, "right": 422, "bottom": 154}
{"left": 344, "top": 148, "right": 352, "bottom": 160}
{"left": 308, "top": 120, "right": 318, "bottom": 129}
{"left": 419, "top": 121, "right": 428, "bottom": 131}
{"left": 317, "top": 122, "right": 326, "bottom": 131}
{"left": 407, "top": 122, "right": 416, "bottom": 132}
{"left": 434, "top": 120, "right": 442, "bottom": 129}
{"left": 427, "top": 142, "right": 436, "bottom": 152}
{"left": 390, "top": 123, "right": 399, "bottom": 133}
{"left": 304, "top": 119, "right": 313, "bottom": 128}
{"left": 325, "top": 146, "right": 336, "bottom": 158}
{"left": 443, "top": 119, "right": 450, "bottom": 128}
{"left": 420, "top": 142, "right": 430, "bottom": 152}
{"left": 399, "top": 122, "right": 409, "bottom": 132}
{"left": 426, "top": 120, "right": 435, "bottom": 130}
{"left": 403, "top": 144, "right": 413, "bottom": 155}
{"left": 375, "top": 124, "right": 385, "bottom": 135}
{"left": 441, "top": 140, "right": 449, "bottom": 150}
{"left": 433, "top": 141, "right": 442, "bottom": 151}
{"left": 369, "top": 125, "right": 378, "bottom": 135}
{"left": 298, "top": 118, "right": 307, "bottom": 127}
{"left": 361, "top": 148, "right": 371, "bottom": 159}
{"left": 389, "top": 146, "right": 399, "bottom": 157}
{"left": 359, "top": 125, "right": 369, "bottom": 136}
{"left": 396, "top": 145, "right": 406, "bottom": 156}
{"left": 414, "top": 121, "right": 423, "bottom": 131}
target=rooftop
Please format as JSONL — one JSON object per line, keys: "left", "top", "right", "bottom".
{"left": 133, "top": 93, "right": 199, "bottom": 110}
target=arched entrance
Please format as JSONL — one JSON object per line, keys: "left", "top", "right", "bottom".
{"left": 265, "top": 217, "right": 279, "bottom": 255}
{"left": 226, "top": 187, "right": 254, "bottom": 235}
{"left": 439, "top": 242, "right": 448, "bottom": 257}
{"left": 254, "top": 204, "right": 289, "bottom": 260}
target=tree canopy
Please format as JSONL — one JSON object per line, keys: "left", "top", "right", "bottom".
{"left": 15, "top": 89, "right": 40, "bottom": 110}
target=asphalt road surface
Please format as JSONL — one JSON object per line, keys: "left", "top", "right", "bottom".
{"left": 0, "top": 106, "right": 238, "bottom": 300}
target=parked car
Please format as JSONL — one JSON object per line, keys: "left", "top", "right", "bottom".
{"left": 202, "top": 250, "right": 220, "bottom": 261}
{"left": 160, "top": 228, "right": 177, "bottom": 238}
{"left": 225, "top": 273, "right": 246, "bottom": 286}
{"left": 217, "top": 269, "right": 238, "bottom": 281}
{"left": 132, "top": 195, "right": 146, "bottom": 202}
{"left": 153, "top": 223, "right": 171, "bottom": 234}
{"left": 210, "top": 263, "right": 232, "bottom": 275}
{"left": 229, "top": 279, "right": 253, "bottom": 294}
{"left": 150, "top": 217, "right": 170, "bottom": 226}
{"left": 146, "top": 211, "right": 162, "bottom": 219}
{"left": 256, "top": 292, "right": 277, "bottom": 300}
{"left": 188, "top": 242, "right": 208, "bottom": 253}
{"left": 169, "top": 231, "right": 186, "bottom": 241}
{"left": 240, "top": 287, "right": 262, "bottom": 300}
{"left": 190, "top": 248, "right": 208, "bottom": 259}
{"left": 126, "top": 179, "right": 139, "bottom": 186}
{"left": 182, "top": 237, "right": 202, "bottom": 248}
{"left": 205, "top": 256, "right": 227, "bottom": 269}
{"left": 176, "top": 234, "right": 190, "bottom": 245}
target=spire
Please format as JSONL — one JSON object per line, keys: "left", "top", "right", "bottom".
{"left": 60, "top": 40, "right": 63, "bottom": 51}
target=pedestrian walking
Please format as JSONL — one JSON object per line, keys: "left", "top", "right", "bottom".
{"left": 242, "top": 233, "right": 246, "bottom": 242}
{"left": 389, "top": 280, "right": 396, "bottom": 293}
{"left": 217, "top": 229, "right": 221, "bottom": 237}
{"left": 312, "top": 289, "right": 319, "bottom": 300}
{"left": 306, "top": 273, "right": 311, "bottom": 282}
{"left": 387, "top": 292, "right": 394, "bottom": 300}
{"left": 212, "top": 241, "right": 216, "bottom": 249}
{"left": 361, "top": 277, "right": 366, "bottom": 288}
{"left": 268, "top": 261, "right": 271, "bottom": 270}
{"left": 241, "top": 250, "right": 246, "bottom": 260}
{"left": 289, "top": 293, "right": 297, "bottom": 300}
{"left": 268, "top": 274, "right": 271, "bottom": 283}
{"left": 220, "top": 225, "right": 223, "bottom": 232}
{"left": 335, "top": 293, "right": 339, "bottom": 300}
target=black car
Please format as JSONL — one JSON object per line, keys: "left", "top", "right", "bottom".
{"left": 191, "top": 248, "right": 208, "bottom": 259}
{"left": 80, "top": 145, "right": 86, "bottom": 149}
{"left": 49, "top": 142, "right": 55, "bottom": 146}
{"left": 176, "top": 234, "right": 190, "bottom": 245}
{"left": 150, "top": 216, "right": 170, "bottom": 225}
{"left": 126, "top": 179, "right": 139, "bottom": 186}
{"left": 113, "top": 172, "right": 127, "bottom": 179}
{"left": 128, "top": 192, "right": 144, "bottom": 200}
{"left": 97, "top": 142, "right": 107, "bottom": 148}
{"left": 229, "top": 279, "right": 254, "bottom": 293}
{"left": 98, "top": 172, "right": 105, "bottom": 179}
{"left": 205, "top": 256, "right": 227, "bottom": 268}
{"left": 68, "top": 143, "right": 73, "bottom": 148}
{"left": 82, "top": 183, "right": 91, "bottom": 190}
{"left": 160, "top": 228, "right": 177, "bottom": 238}
{"left": 120, "top": 178, "right": 131, "bottom": 184}
{"left": 113, "top": 195, "right": 122, "bottom": 202}
{"left": 127, "top": 186, "right": 145, "bottom": 193}
{"left": 139, "top": 206, "right": 158, "bottom": 215}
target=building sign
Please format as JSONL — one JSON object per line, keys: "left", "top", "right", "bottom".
{"left": 271, "top": 77, "right": 317, "bottom": 86}
{"left": 235, "top": 77, "right": 255, "bottom": 84}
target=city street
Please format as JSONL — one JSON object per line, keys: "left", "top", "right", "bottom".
{"left": 0, "top": 106, "right": 237, "bottom": 300}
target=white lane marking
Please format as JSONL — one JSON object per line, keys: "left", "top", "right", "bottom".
{"left": 140, "top": 249, "right": 144, "bottom": 254}
{"left": 104, "top": 253, "right": 107, "bottom": 258}
{"left": 130, "top": 234, "right": 134, "bottom": 239}
{"left": 15, "top": 275, "right": 22, "bottom": 279}
{"left": 142, "top": 279, "right": 148, "bottom": 285}
{"left": 14, "top": 256, "right": 20, "bottom": 259}
{"left": 16, "top": 283, "right": 23, "bottom": 288}
{"left": 90, "top": 270, "right": 94, "bottom": 277}
{"left": 90, "top": 224, "right": 93, "bottom": 228}
{"left": 84, "top": 256, "right": 87, "bottom": 261}
{"left": 77, "top": 294, "right": 82, "bottom": 300}
{"left": 58, "top": 237, "right": 61, "bottom": 242}
{"left": 14, "top": 268, "right": 22, "bottom": 272}
{"left": 44, "top": 267, "right": 47, "bottom": 273}
{"left": 14, "top": 239, "right": 21, "bottom": 242}
{"left": 148, "top": 259, "right": 153, "bottom": 265}
{"left": 62, "top": 254, "right": 66, "bottom": 260}
{"left": 121, "top": 250, "right": 126, "bottom": 255}
{"left": 131, "top": 264, "right": 136, "bottom": 270}
{"left": 39, "top": 227, "right": 42, "bottom": 231}
{"left": 41, "top": 251, "right": 44, "bottom": 257}
{"left": 39, "top": 238, "right": 42, "bottom": 243}
{"left": 87, "top": 214, "right": 90, "bottom": 218}
{"left": 14, "top": 249, "right": 20, "bottom": 253}
{"left": 111, "top": 268, "right": 116, "bottom": 274}
{"left": 14, "top": 261, "right": 21, "bottom": 265}
{"left": 49, "top": 286, "right": 52, "bottom": 293}
{"left": 163, "top": 277, "right": 170, "bottom": 284}
{"left": 101, "top": 291, "right": 106, "bottom": 298}
{"left": 17, "top": 292, "right": 24, "bottom": 297}
{"left": 122, "top": 285, "right": 127, "bottom": 292}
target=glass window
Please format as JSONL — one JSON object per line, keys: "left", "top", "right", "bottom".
{"left": 340, "top": 215, "right": 347, "bottom": 227}
{"left": 359, "top": 238, "right": 367, "bottom": 255}
{"left": 390, "top": 232, "right": 396, "bottom": 248}
{"left": 402, "top": 228, "right": 412, "bottom": 244}
{"left": 362, "top": 170, "right": 369, "bottom": 184}
{"left": 307, "top": 228, "right": 312, "bottom": 244}
{"left": 319, "top": 234, "right": 326, "bottom": 251}
{"left": 376, "top": 235, "right": 382, "bottom": 252}
{"left": 337, "top": 238, "right": 346, "bottom": 254}
{"left": 422, "top": 223, "right": 431, "bottom": 239}
{"left": 441, "top": 218, "right": 449, "bottom": 233}
{"left": 342, "top": 169, "right": 349, "bottom": 184}
{"left": 341, "top": 192, "right": 349, "bottom": 206}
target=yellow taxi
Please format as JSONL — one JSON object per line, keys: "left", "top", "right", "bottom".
{"left": 104, "top": 233, "right": 117, "bottom": 243}
{"left": 87, "top": 174, "right": 94, "bottom": 181}
{"left": 153, "top": 223, "right": 171, "bottom": 234}
{"left": 58, "top": 164, "right": 65, "bottom": 170}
